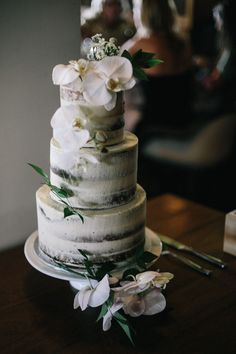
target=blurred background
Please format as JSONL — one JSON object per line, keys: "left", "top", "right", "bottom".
{"left": 81, "top": 0, "right": 236, "bottom": 212}
{"left": 0, "top": 0, "right": 235, "bottom": 251}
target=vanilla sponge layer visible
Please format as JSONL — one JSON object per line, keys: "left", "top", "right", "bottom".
{"left": 50, "top": 131, "right": 138, "bottom": 209}
{"left": 36, "top": 184, "right": 146, "bottom": 265}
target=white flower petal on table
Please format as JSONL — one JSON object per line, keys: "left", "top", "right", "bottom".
{"left": 78, "top": 287, "right": 94, "bottom": 311}
{"left": 143, "top": 289, "right": 166, "bottom": 315}
{"left": 102, "top": 302, "right": 123, "bottom": 331}
{"left": 83, "top": 73, "right": 112, "bottom": 106}
{"left": 89, "top": 275, "right": 110, "bottom": 308}
{"left": 52, "top": 64, "right": 79, "bottom": 85}
{"left": 73, "top": 286, "right": 91, "bottom": 310}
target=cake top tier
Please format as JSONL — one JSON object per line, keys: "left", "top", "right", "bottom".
{"left": 51, "top": 34, "right": 162, "bottom": 153}
{"left": 52, "top": 35, "right": 136, "bottom": 112}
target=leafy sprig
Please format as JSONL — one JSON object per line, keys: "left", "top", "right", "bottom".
{"left": 122, "top": 49, "right": 163, "bottom": 81}
{"left": 28, "top": 163, "right": 84, "bottom": 222}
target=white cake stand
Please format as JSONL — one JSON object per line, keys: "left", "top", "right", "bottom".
{"left": 24, "top": 227, "right": 162, "bottom": 290}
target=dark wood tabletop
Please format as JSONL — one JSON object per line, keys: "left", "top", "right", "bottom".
{"left": 1, "top": 194, "right": 236, "bottom": 354}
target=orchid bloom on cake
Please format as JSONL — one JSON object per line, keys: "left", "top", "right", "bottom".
{"left": 51, "top": 105, "right": 98, "bottom": 168}
{"left": 52, "top": 59, "right": 91, "bottom": 92}
{"left": 82, "top": 56, "right": 135, "bottom": 111}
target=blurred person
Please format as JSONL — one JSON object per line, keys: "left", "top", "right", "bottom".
{"left": 124, "top": 0, "right": 193, "bottom": 135}
{"left": 81, "top": 0, "right": 136, "bottom": 46}
{"left": 194, "top": 0, "right": 236, "bottom": 118}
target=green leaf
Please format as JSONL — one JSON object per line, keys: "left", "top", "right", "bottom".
{"left": 121, "top": 49, "right": 133, "bottom": 62}
{"left": 64, "top": 207, "right": 75, "bottom": 218}
{"left": 28, "top": 163, "right": 50, "bottom": 184}
{"left": 133, "top": 66, "right": 148, "bottom": 81}
{"left": 84, "top": 259, "right": 95, "bottom": 277}
{"left": 51, "top": 184, "right": 74, "bottom": 198}
{"left": 145, "top": 58, "right": 164, "bottom": 68}
{"left": 78, "top": 249, "right": 90, "bottom": 260}
{"left": 114, "top": 312, "right": 135, "bottom": 346}
{"left": 96, "top": 303, "right": 108, "bottom": 322}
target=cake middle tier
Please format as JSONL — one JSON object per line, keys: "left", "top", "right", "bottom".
{"left": 50, "top": 131, "right": 138, "bottom": 209}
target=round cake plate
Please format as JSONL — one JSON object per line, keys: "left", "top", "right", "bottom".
{"left": 24, "top": 227, "right": 162, "bottom": 290}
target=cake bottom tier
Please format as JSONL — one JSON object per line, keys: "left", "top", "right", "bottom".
{"left": 36, "top": 184, "right": 146, "bottom": 265}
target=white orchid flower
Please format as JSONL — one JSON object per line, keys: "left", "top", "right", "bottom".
{"left": 82, "top": 56, "right": 135, "bottom": 111}
{"left": 51, "top": 105, "right": 90, "bottom": 152}
{"left": 113, "top": 271, "right": 160, "bottom": 296}
{"left": 74, "top": 275, "right": 110, "bottom": 311}
{"left": 52, "top": 59, "right": 91, "bottom": 91}
{"left": 102, "top": 301, "right": 123, "bottom": 331}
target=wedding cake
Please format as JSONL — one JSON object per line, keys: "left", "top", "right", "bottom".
{"left": 36, "top": 35, "right": 147, "bottom": 266}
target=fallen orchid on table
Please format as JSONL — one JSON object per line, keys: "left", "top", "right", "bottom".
{"left": 55, "top": 249, "right": 173, "bottom": 345}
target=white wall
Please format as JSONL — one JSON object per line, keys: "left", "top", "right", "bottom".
{"left": 0, "top": 0, "right": 80, "bottom": 250}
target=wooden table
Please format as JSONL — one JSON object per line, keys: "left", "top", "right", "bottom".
{"left": 1, "top": 194, "right": 236, "bottom": 354}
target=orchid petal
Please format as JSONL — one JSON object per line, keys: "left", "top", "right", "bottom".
{"left": 123, "top": 296, "right": 145, "bottom": 317}
{"left": 78, "top": 287, "right": 93, "bottom": 311}
{"left": 74, "top": 286, "right": 91, "bottom": 310}
{"left": 75, "top": 130, "right": 90, "bottom": 149}
{"left": 52, "top": 64, "right": 79, "bottom": 85}
{"left": 104, "top": 93, "right": 117, "bottom": 111}
{"left": 83, "top": 73, "right": 112, "bottom": 105}
{"left": 97, "top": 56, "right": 133, "bottom": 81}
{"left": 143, "top": 289, "right": 166, "bottom": 315}
{"left": 136, "top": 271, "right": 159, "bottom": 285}
{"left": 102, "top": 302, "right": 123, "bottom": 331}
{"left": 122, "top": 77, "right": 136, "bottom": 90}
{"left": 65, "top": 76, "right": 83, "bottom": 92}
{"left": 89, "top": 275, "right": 110, "bottom": 308}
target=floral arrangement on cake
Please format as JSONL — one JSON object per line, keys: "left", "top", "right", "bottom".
{"left": 28, "top": 34, "right": 173, "bottom": 344}
{"left": 56, "top": 249, "right": 173, "bottom": 345}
